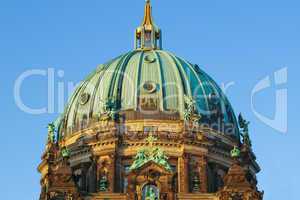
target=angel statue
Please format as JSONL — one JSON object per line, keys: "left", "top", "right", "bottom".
{"left": 129, "top": 149, "right": 148, "bottom": 170}
{"left": 153, "top": 148, "right": 172, "bottom": 171}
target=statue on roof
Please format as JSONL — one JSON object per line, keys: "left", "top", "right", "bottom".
{"left": 238, "top": 113, "right": 252, "bottom": 147}
{"left": 129, "top": 134, "right": 172, "bottom": 172}
{"left": 100, "top": 97, "right": 119, "bottom": 120}
{"left": 47, "top": 123, "right": 56, "bottom": 144}
{"left": 184, "top": 95, "right": 197, "bottom": 121}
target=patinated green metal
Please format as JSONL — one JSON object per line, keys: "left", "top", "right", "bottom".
{"left": 57, "top": 50, "right": 239, "bottom": 139}
{"left": 184, "top": 95, "right": 197, "bottom": 121}
{"left": 47, "top": 123, "right": 55, "bottom": 143}
{"left": 238, "top": 114, "right": 252, "bottom": 147}
{"left": 101, "top": 97, "right": 119, "bottom": 120}
{"left": 192, "top": 174, "right": 201, "bottom": 192}
{"left": 129, "top": 134, "right": 172, "bottom": 172}
{"left": 231, "top": 146, "right": 241, "bottom": 158}
{"left": 53, "top": 0, "right": 241, "bottom": 140}
{"left": 145, "top": 187, "right": 156, "bottom": 200}
{"left": 99, "top": 176, "right": 109, "bottom": 192}
{"left": 61, "top": 147, "right": 70, "bottom": 158}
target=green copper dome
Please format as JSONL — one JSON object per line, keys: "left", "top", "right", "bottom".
{"left": 58, "top": 50, "right": 239, "bottom": 138}
{"left": 56, "top": 1, "right": 239, "bottom": 139}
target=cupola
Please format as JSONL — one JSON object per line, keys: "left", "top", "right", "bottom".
{"left": 134, "top": 0, "right": 162, "bottom": 50}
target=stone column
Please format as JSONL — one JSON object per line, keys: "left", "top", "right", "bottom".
{"left": 127, "top": 174, "right": 137, "bottom": 200}
{"left": 115, "top": 155, "right": 122, "bottom": 192}
{"left": 198, "top": 155, "right": 208, "bottom": 193}
{"left": 96, "top": 156, "right": 101, "bottom": 190}
{"left": 167, "top": 174, "right": 175, "bottom": 200}
{"left": 108, "top": 154, "right": 116, "bottom": 192}
{"left": 178, "top": 153, "right": 189, "bottom": 193}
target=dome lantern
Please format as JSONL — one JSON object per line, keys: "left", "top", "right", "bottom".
{"left": 134, "top": 0, "right": 162, "bottom": 50}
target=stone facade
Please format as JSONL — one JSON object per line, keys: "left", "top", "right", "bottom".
{"left": 38, "top": 120, "right": 263, "bottom": 200}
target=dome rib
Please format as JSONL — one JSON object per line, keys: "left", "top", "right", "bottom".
{"left": 133, "top": 51, "right": 145, "bottom": 110}
{"left": 166, "top": 52, "right": 188, "bottom": 96}
{"left": 60, "top": 85, "right": 82, "bottom": 136}
{"left": 88, "top": 67, "right": 106, "bottom": 119}
{"left": 91, "top": 55, "right": 122, "bottom": 116}
{"left": 200, "top": 70, "right": 239, "bottom": 133}
{"left": 72, "top": 73, "right": 96, "bottom": 130}
{"left": 188, "top": 61, "right": 212, "bottom": 115}
{"left": 176, "top": 56, "right": 211, "bottom": 115}
{"left": 62, "top": 86, "right": 81, "bottom": 134}
{"left": 108, "top": 52, "right": 132, "bottom": 99}
{"left": 153, "top": 51, "right": 166, "bottom": 111}
{"left": 113, "top": 51, "right": 137, "bottom": 109}
{"left": 159, "top": 51, "right": 185, "bottom": 113}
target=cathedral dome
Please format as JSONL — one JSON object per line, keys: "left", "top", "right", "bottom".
{"left": 58, "top": 49, "right": 239, "bottom": 139}
{"left": 56, "top": 0, "right": 239, "bottom": 140}
{"left": 39, "top": 2, "right": 263, "bottom": 200}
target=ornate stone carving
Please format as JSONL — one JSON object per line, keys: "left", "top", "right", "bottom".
{"left": 217, "top": 158, "right": 263, "bottom": 200}
{"left": 129, "top": 134, "right": 172, "bottom": 172}
{"left": 140, "top": 95, "right": 159, "bottom": 111}
{"left": 41, "top": 156, "right": 82, "bottom": 200}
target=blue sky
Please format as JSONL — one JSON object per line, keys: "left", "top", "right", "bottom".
{"left": 0, "top": 0, "right": 299, "bottom": 199}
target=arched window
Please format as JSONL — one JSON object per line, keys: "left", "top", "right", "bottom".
{"left": 142, "top": 184, "right": 160, "bottom": 200}
{"left": 144, "top": 30, "right": 153, "bottom": 48}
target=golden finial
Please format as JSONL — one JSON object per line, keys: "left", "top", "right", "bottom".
{"left": 142, "top": 0, "right": 154, "bottom": 27}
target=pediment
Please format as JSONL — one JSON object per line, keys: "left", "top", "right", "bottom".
{"left": 128, "top": 160, "right": 173, "bottom": 176}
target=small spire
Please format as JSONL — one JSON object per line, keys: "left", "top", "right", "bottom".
{"left": 134, "top": 0, "right": 162, "bottom": 50}
{"left": 142, "top": 0, "right": 154, "bottom": 27}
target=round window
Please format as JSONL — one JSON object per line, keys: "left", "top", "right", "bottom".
{"left": 144, "top": 55, "right": 156, "bottom": 63}
{"left": 79, "top": 93, "right": 90, "bottom": 105}
{"left": 143, "top": 81, "right": 157, "bottom": 94}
